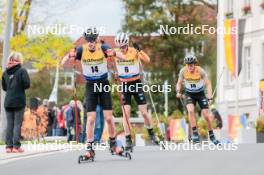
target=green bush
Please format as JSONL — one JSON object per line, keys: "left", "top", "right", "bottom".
{"left": 170, "top": 110, "right": 183, "bottom": 120}
{"left": 256, "top": 116, "right": 264, "bottom": 133}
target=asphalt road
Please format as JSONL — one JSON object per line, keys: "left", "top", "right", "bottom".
{"left": 0, "top": 144, "right": 263, "bottom": 175}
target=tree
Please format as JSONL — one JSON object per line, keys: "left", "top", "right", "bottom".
{"left": 10, "top": 33, "right": 73, "bottom": 70}
{"left": 0, "top": 0, "right": 79, "bottom": 37}
{"left": 12, "top": 0, "right": 32, "bottom": 36}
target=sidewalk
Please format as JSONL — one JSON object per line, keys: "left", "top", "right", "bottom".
{"left": 0, "top": 136, "right": 68, "bottom": 164}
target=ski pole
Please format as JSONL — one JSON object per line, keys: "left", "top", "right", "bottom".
{"left": 212, "top": 67, "right": 225, "bottom": 98}
{"left": 73, "top": 61, "right": 79, "bottom": 143}
{"left": 108, "top": 57, "right": 132, "bottom": 135}
{"left": 138, "top": 59, "right": 165, "bottom": 139}
{"left": 178, "top": 94, "right": 192, "bottom": 141}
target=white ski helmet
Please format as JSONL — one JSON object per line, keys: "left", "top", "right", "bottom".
{"left": 184, "top": 54, "right": 197, "bottom": 64}
{"left": 115, "top": 33, "right": 129, "bottom": 47}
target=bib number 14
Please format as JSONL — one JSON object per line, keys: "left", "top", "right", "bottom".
{"left": 91, "top": 66, "right": 99, "bottom": 73}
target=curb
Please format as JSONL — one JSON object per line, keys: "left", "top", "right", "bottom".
{"left": 0, "top": 149, "right": 65, "bottom": 165}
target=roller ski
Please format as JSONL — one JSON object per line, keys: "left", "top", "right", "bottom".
{"left": 78, "top": 142, "right": 95, "bottom": 164}
{"left": 146, "top": 128, "right": 166, "bottom": 150}
{"left": 109, "top": 138, "right": 132, "bottom": 160}
{"left": 149, "top": 133, "right": 160, "bottom": 145}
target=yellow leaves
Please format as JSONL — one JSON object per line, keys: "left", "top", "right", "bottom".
{"left": 10, "top": 33, "right": 73, "bottom": 70}
{"left": 11, "top": 33, "right": 28, "bottom": 50}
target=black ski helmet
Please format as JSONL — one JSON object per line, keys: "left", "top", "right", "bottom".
{"left": 84, "top": 28, "right": 99, "bottom": 42}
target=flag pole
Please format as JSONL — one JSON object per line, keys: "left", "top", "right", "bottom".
{"left": 0, "top": 0, "right": 14, "bottom": 141}
{"left": 235, "top": 3, "right": 239, "bottom": 117}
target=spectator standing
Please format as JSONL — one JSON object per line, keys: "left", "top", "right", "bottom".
{"left": 2, "top": 52, "right": 30, "bottom": 153}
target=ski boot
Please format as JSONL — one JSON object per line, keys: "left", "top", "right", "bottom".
{"left": 148, "top": 128, "right": 160, "bottom": 145}
{"left": 209, "top": 132, "right": 221, "bottom": 145}
{"left": 78, "top": 142, "right": 95, "bottom": 164}
{"left": 109, "top": 137, "right": 131, "bottom": 160}
{"left": 191, "top": 132, "right": 200, "bottom": 144}
{"left": 125, "top": 135, "right": 133, "bottom": 152}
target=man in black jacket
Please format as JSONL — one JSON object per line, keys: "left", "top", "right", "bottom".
{"left": 2, "top": 52, "right": 30, "bottom": 153}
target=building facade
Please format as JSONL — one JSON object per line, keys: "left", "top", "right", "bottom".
{"left": 217, "top": 0, "right": 264, "bottom": 127}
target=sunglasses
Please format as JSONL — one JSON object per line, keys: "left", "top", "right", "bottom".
{"left": 87, "top": 40, "right": 96, "bottom": 43}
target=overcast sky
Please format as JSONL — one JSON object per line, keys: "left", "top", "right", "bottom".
{"left": 27, "top": 0, "right": 124, "bottom": 40}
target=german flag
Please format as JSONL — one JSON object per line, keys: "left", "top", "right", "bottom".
{"left": 260, "top": 79, "right": 264, "bottom": 91}
{"left": 224, "top": 19, "right": 237, "bottom": 77}
{"left": 224, "top": 19, "right": 245, "bottom": 78}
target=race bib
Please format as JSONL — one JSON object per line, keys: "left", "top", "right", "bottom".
{"left": 184, "top": 80, "right": 204, "bottom": 92}
{"left": 116, "top": 60, "right": 140, "bottom": 78}
{"left": 81, "top": 44, "right": 108, "bottom": 80}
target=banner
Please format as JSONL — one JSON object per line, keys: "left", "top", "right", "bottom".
{"left": 49, "top": 62, "right": 59, "bottom": 103}
{"left": 169, "top": 119, "right": 186, "bottom": 142}
{"left": 240, "top": 114, "right": 247, "bottom": 128}
{"left": 228, "top": 115, "right": 240, "bottom": 141}
{"left": 260, "top": 79, "right": 264, "bottom": 114}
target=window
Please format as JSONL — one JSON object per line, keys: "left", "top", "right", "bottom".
{"left": 243, "top": 46, "right": 252, "bottom": 83}
{"left": 60, "top": 72, "right": 74, "bottom": 89}
{"left": 227, "top": 0, "right": 234, "bottom": 13}
{"left": 242, "top": 0, "right": 252, "bottom": 16}
{"left": 244, "top": 0, "right": 251, "bottom": 6}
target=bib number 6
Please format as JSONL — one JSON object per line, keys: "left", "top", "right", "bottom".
{"left": 124, "top": 66, "right": 129, "bottom": 73}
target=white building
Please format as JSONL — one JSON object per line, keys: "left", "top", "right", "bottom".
{"left": 217, "top": 0, "right": 264, "bottom": 127}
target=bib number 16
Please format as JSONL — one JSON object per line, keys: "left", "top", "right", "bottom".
{"left": 190, "top": 84, "right": 196, "bottom": 88}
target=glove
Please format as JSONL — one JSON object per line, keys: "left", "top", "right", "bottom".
{"left": 132, "top": 42, "right": 141, "bottom": 51}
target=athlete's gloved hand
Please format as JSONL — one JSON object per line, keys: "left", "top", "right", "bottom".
{"left": 132, "top": 42, "right": 141, "bottom": 51}
{"left": 69, "top": 48, "right": 76, "bottom": 59}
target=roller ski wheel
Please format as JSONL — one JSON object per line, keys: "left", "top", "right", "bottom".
{"left": 125, "top": 145, "right": 133, "bottom": 153}
{"left": 78, "top": 151, "right": 95, "bottom": 164}
{"left": 125, "top": 152, "right": 132, "bottom": 160}
{"left": 124, "top": 143, "right": 134, "bottom": 153}
{"left": 111, "top": 146, "right": 132, "bottom": 160}
{"left": 150, "top": 135, "right": 163, "bottom": 148}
